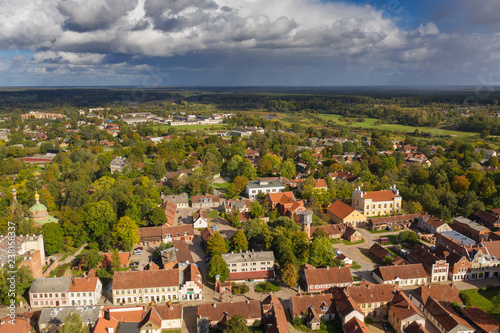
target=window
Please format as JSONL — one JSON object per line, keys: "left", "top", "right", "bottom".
{"left": 77, "top": 293, "right": 80, "bottom": 297}
{"left": 33, "top": 294, "right": 37, "bottom": 298}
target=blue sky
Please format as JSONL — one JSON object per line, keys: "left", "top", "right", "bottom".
{"left": 0, "top": 0, "right": 499, "bottom": 86}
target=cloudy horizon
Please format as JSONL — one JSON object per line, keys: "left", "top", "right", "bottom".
{"left": 1, "top": 0, "right": 500, "bottom": 86}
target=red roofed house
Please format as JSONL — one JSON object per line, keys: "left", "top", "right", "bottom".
{"left": 266, "top": 191, "right": 296, "bottom": 210}
{"left": 326, "top": 200, "right": 367, "bottom": 227}
{"left": 313, "top": 179, "right": 328, "bottom": 191}
{"left": 160, "top": 201, "right": 177, "bottom": 226}
{"left": 301, "top": 266, "right": 353, "bottom": 292}
{"left": 0, "top": 317, "right": 31, "bottom": 333}
{"left": 139, "top": 304, "right": 183, "bottom": 331}
{"left": 352, "top": 185, "right": 402, "bottom": 217}
{"left": 68, "top": 277, "right": 102, "bottom": 306}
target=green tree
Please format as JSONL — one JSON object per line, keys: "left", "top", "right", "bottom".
{"left": 232, "top": 176, "right": 249, "bottom": 195}
{"left": 279, "top": 159, "right": 296, "bottom": 179}
{"left": 226, "top": 314, "right": 249, "bottom": 333}
{"left": 207, "top": 232, "right": 227, "bottom": 257}
{"left": 309, "top": 237, "right": 336, "bottom": 267}
{"left": 205, "top": 255, "right": 229, "bottom": 283}
{"left": 79, "top": 201, "right": 117, "bottom": 246}
{"left": 230, "top": 230, "right": 249, "bottom": 252}
{"left": 59, "top": 313, "right": 89, "bottom": 333}
{"left": 111, "top": 248, "right": 122, "bottom": 272}
{"left": 398, "top": 231, "right": 419, "bottom": 246}
{"left": 225, "top": 184, "right": 237, "bottom": 199}
{"left": 281, "top": 263, "right": 298, "bottom": 288}
{"left": 0, "top": 258, "right": 34, "bottom": 304}
{"left": 82, "top": 249, "right": 103, "bottom": 271}
{"left": 112, "top": 216, "right": 140, "bottom": 251}
{"left": 64, "top": 181, "right": 90, "bottom": 210}
{"left": 149, "top": 207, "right": 168, "bottom": 226}
{"left": 42, "top": 223, "right": 65, "bottom": 255}
{"left": 151, "top": 157, "right": 167, "bottom": 180}
{"left": 250, "top": 201, "right": 265, "bottom": 218}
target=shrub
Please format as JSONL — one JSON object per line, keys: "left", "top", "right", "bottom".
{"left": 254, "top": 281, "right": 281, "bottom": 293}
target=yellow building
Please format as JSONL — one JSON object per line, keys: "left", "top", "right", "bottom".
{"left": 326, "top": 200, "right": 367, "bottom": 226}
{"left": 352, "top": 185, "right": 402, "bottom": 217}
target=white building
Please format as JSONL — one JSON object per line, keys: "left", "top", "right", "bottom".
{"left": 110, "top": 156, "right": 127, "bottom": 173}
{"left": 222, "top": 250, "right": 275, "bottom": 282}
{"left": 192, "top": 210, "right": 208, "bottom": 229}
{"left": 68, "top": 277, "right": 102, "bottom": 306}
{"left": 179, "top": 264, "right": 203, "bottom": 301}
{"left": 373, "top": 264, "right": 429, "bottom": 286}
{"left": 139, "top": 305, "right": 183, "bottom": 332}
{"left": 244, "top": 179, "right": 285, "bottom": 199}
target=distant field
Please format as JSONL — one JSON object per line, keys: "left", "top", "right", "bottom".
{"left": 317, "top": 114, "right": 477, "bottom": 137}
{"left": 153, "top": 123, "right": 226, "bottom": 131}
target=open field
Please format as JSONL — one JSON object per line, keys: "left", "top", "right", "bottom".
{"left": 317, "top": 114, "right": 478, "bottom": 137}
{"left": 460, "top": 287, "right": 500, "bottom": 321}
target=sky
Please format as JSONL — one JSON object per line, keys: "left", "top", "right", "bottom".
{"left": 0, "top": 0, "right": 500, "bottom": 87}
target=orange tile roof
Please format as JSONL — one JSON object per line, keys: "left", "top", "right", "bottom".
{"left": 410, "top": 284, "right": 462, "bottom": 307}
{"left": 461, "top": 306, "right": 500, "bottom": 333}
{"left": 314, "top": 179, "right": 328, "bottom": 188}
{"left": 326, "top": 200, "right": 356, "bottom": 220}
{"left": 0, "top": 317, "right": 31, "bottom": 333}
{"left": 68, "top": 277, "right": 100, "bottom": 292}
{"left": 289, "top": 294, "right": 336, "bottom": 318}
{"left": 161, "top": 201, "right": 177, "bottom": 226}
{"left": 113, "top": 269, "right": 179, "bottom": 290}
{"left": 197, "top": 301, "right": 262, "bottom": 322}
{"left": 362, "top": 190, "right": 398, "bottom": 202}
{"left": 373, "top": 264, "right": 428, "bottom": 282}
{"left": 404, "top": 321, "right": 429, "bottom": 333}
{"left": 107, "top": 307, "right": 145, "bottom": 322}
{"left": 343, "top": 317, "right": 370, "bottom": 333}
{"left": 93, "top": 317, "right": 119, "bottom": 333}
{"left": 262, "top": 295, "right": 288, "bottom": 333}
{"left": 345, "top": 284, "right": 398, "bottom": 303}
{"left": 303, "top": 266, "right": 353, "bottom": 286}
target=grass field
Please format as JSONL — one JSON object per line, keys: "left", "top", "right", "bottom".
{"left": 317, "top": 114, "right": 478, "bottom": 137}
{"left": 212, "top": 181, "right": 231, "bottom": 189}
{"left": 461, "top": 287, "right": 500, "bottom": 321}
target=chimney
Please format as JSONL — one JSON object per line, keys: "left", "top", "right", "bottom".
{"left": 72, "top": 279, "right": 76, "bottom": 285}
{"left": 327, "top": 266, "right": 330, "bottom": 270}
{"left": 213, "top": 303, "right": 217, "bottom": 308}
{"left": 108, "top": 328, "right": 114, "bottom": 333}
{"left": 246, "top": 300, "right": 250, "bottom": 304}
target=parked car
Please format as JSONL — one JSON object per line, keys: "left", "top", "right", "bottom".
{"left": 133, "top": 249, "right": 142, "bottom": 255}
{"left": 130, "top": 262, "right": 139, "bottom": 268}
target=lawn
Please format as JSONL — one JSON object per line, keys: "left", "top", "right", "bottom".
{"left": 342, "top": 239, "right": 365, "bottom": 246}
{"left": 208, "top": 211, "right": 219, "bottom": 218}
{"left": 460, "top": 287, "right": 500, "bottom": 321}
{"left": 255, "top": 281, "right": 281, "bottom": 293}
{"left": 317, "top": 114, "right": 478, "bottom": 138}
{"left": 212, "top": 181, "right": 231, "bottom": 189}
{"left": 350, "top": 262, "right": 362, "bottom": 270}
{"left": 153, "top": 123, "right": 226, "bottom": 131}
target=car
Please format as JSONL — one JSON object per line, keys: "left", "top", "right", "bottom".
{"left": 130, "top": 262, "right": 139, "bottom": 268}
{"left": 133, "top": 249, "right": 142, "bottom": 255}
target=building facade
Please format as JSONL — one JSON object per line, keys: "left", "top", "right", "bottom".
{"left": 351, "top": 185, "right": 402, "bottom": 217}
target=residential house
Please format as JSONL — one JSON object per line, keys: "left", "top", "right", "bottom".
{"left": 432, "top": 244, "right": 471, "bottom": 281}
{"left": 197, "top": 300, "right": 262, "bottom": 329}
{"left": 112, "top": 269, "right": 180, "bottom": 304}
{"left": 161, "top": 241, "right": 193, "bottom": 270}
{"left": 409, "top": 284, "right": 462, "bottom": 312}
{"left": 373, "top": 264, "right": 429, "bottom": 286}
{"left": 29, "top": 277, "right": 71, "bottom": 307}
{"left": 0, "top": 317, "right": 31, "bottom": 333}
{"left": 193, "top": 210, "right": 208, "bottom": 229}
{"left": 452, "top": 216, "right": 490, "bottom": 242}
{"left": 403, "top": 321, "right": 430, "bottom": 333}
{"left": 368, "top": 214, "right": 420, "bottom": 231}
{"left": 391, "top": 256, "right": 409, "bottom": 266}
{"left": 138, "top": 224, "right": 194, "bottom": 245}
{"left": 474, "top": 210, "right": 500, "bottom": 229}
{"left": 245, "top": 179, "right": 285, "bottom": 199}
{"left": 328, "top": 170, "right": 359, "bottom": 182}
{"left": 409, "top": 245, "right": 449, "bottom": 283}
{"left": 422, "top": 297, "right": 473, "bottom": 333}
{"left": 261, "top": 295, "right": 289, "bottom": 333}
{"left": 38, "top": 306, "right": 100, "bottom": 332}
{"left": 224, "top": 198, "right": 251, "bottom": 213}
{"left": 191, "top": 194, "right": 222, "bottom": 209}
{"left": 110, "top": 156, "right": 127, "bottom": 173}
{"left": 336, "top": 254, "right": 353, "bottom": 267}
{"left": 138, "top": 305, "right": 183, "bottom": 332}
{"left": 289, "top": 294, "right": 336, "bottom": 322}
{"left": 301, "top": 266, "right": 353, "bottom": 292}
{"left": 388, "top": 291, "right": 426, "bottom": 333}
{"left": 68, "top": 277, "right": 102, "bottom": 306}
{"left": 461, "top": 306, "right": 500, "bottom": 333}
{"left": 326, "top": 200, "right": 367, "bottom": 227}
{"left": 221, "top": 250, "right": 275, "bottom": 282}
{"left": 343, "top": 226, "right": 363, "bottom": 242}
{"left": 162, "top": 193, "right": 189, "bottom": 208}
{"left": 344, "top": 284, "right": 400, "bottom": 321}
{"left": 179, "top": 264, "right": 203, "bottom": 301}
{"left": 200, "top": 226, "right": 217, "bottom": 245}
{"left": 351, "top": 185, "right": 402, "bottom": 217}
{"left": 343, "top": 317, "right": 370, "bottom": 333}
{"left": 435, "top": 231, "right": 476, "bottom": 257}
{"left": 473, "top": 240, "right": 500, "bottom": 279}
{"left": 369, "top": 243, "right": 392, "bottom": 263}
{"left": 313, "top": 179, "right": 328, "bottom": 191}
{"left": 415, "top": 214, "right": 452, "bottom": 234}
{"left": 266, "top": 192, "right": 296, "bottom": 210}
{"left": 160, "top": 201, "right": 177, "bottom": 226}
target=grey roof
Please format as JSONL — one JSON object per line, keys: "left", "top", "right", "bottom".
{"left": 441, "top": 231, "right": 476, "bottom": 247}
{"left": 117, "top": 322, "right": 141, "bottom": 333}
{"left": 246, "top": 180, "right": 285, "bottom": 189}
{"left": 29, "top": 277, "right": 71, "bottom": 294}
{"left": 221, "top": 250, "right": 275, "bottom": 264}
{"left": 164, "top": 193, "right": 189, "bottom": 204}
{"left": 454, "top": 216, "right": 489, "bottom": 232}
{"left": 38, "top": 306, "right": 101, "bottom": 326}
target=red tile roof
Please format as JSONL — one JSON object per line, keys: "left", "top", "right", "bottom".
{"left": 0, "top": 317, "right": 31, "bottom": 333}
{"left": 373, "top": 264, "right": 428, "bottom": 281}
{"left": 197, "top": 301, "right": 262, "bottom": 322}
{"left": 362, "top": 190, "right": 398, "bottom": 202}
{"left": 262, "top": 295, "right": 288, "bottom": 333}
{"left": 326, "top": 200, "right": 356, "bottom": 220}
{"left": 303, "top": 266, "right": 353, "bottom": 286}
{"left": 107, "top": 307, "right": 145, "bottom": 322}
{"left": 93, "top": 317, "right": 119, "bottom": 333}
{"left": 314, "top": 179, "right": 328, "bottom": 188}
{"left": 343, "top": 316, "right": 370, "bottom": 333}
{"left": 68, "top": 277, "right": 100, "bottom": 292}
{"left": 113, "top": 269, "right": 180, "bottom": 290}
{"left": 228, "top": 270, "right": 274, "bottom": 281}
{"left": 461, "top": 306, "right": 500, "bottom": 333}
{"left": 161, "top": 201, "right": 177, "bottom": 226}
